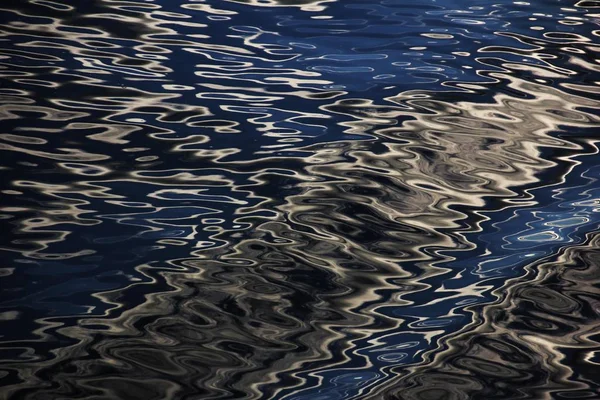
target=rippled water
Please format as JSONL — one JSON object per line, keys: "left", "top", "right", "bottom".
{"left": 1, "top": 0, "right": 599, "bottom": 399}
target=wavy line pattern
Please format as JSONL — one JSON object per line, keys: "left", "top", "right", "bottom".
{"left": 0, "top": 0, "right": 599, "bottom": 399}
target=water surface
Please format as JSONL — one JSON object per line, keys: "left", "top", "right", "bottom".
{"left": 0, "top": 0, "right": 599, "bottom": 399}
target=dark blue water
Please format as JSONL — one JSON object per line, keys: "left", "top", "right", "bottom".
{"left": 0, "top": 0, "right": 599, "bottom": 399}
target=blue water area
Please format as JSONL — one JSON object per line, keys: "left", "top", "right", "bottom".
{"left": 0, "top": 0, "right": 599, "bottom": 399}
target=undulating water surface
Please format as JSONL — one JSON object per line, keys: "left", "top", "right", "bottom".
{"left": 0, "top": 0, "right": 599, "bottom": 399}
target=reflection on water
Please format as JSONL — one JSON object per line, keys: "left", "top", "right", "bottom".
{"left": 0, "top": 0, "right": 599, "bottom": 399}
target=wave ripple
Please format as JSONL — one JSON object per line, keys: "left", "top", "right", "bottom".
{"left": 0, "top": 0, "right": 599, "bottom": 399}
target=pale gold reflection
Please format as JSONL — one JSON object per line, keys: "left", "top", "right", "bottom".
{"left": 267, "top": 73, "right": 600, "bottom": 398}
{"left": 378, "top": 232, "right": 600, "bottom": 400}
{"left": 1, "top": 2, "right": 600, "bottom": 397}
{"left": 6, "top": 68, "right": 592, "bottom": 400}
{"left": 223, "top": 0, "right": 336, "bottom": 12}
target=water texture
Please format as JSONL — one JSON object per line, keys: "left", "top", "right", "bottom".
{"left": 0, "top": 0, "right": 599, "bottom": 399}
